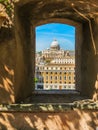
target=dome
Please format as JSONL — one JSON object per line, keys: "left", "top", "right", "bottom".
{"left": 51, "top": 39, "right": 58, "bottom": 47}
{"left": 50, "top": 39, "right": 60, "bottom": 50}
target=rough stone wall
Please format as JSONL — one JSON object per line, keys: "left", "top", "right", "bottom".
{"left": 0, "top": 3, "right": 8, "bottom": 28}
{"left": 81, "top": 22, "right": 96, "bottom": 97}
{"left": 0, "top": 0, "right": 98, "bottom": 103}
{"left": 81, "top": 18, "right": 98, "bottom": 99}
{"left": 0, "top": 110, "right": 98, "bottom": 130}
{"left": 91, "top": 17, "right": 98, "bottom": 100}
{"left": 17, "top": 0, "right": 98, "bottom": 100}
{"left": 0, "top": 3, "right": 16, "bottom": 103}
{"left": 14, "top": 6, "right": 33, "bottom": 103}
{"left": 0, "top": 27, "right": 16, "bottom": 103}
{"left": 0, "top": 1, "right": 33, "bottom": 103}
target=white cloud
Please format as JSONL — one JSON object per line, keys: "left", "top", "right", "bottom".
{"left": 37, "top": 32, "right": 74, "bottom": 38}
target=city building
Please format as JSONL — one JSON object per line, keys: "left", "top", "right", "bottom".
{"left": 35, "top": 39, "right": 75, "bottom": 90}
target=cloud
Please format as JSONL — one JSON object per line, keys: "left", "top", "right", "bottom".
{"left": 59, "top": 38, "right": 75, "bottom": 50}
{"left": 36, "top": 32, "right": 74, "bottom": 38}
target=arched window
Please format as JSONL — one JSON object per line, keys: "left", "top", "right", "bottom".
{"left": 35, "top": 23, "right": 75, "bottom": 91}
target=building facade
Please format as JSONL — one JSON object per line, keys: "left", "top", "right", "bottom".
{"left": 35, "top": 39, "right": 75, "bottom": 90}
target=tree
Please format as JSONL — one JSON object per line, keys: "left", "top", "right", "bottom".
{"left": 34, "top": 78, "right": 38, "bottom": 83}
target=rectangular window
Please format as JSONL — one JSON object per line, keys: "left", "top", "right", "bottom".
{"left": 46, "top": 76, "right": 48, "bottom": 80}
{"left": 54, "top": 85, "right": 57, "bottom": 89}
{"left": 64, "top": 76, "right": 66, "bottom": 80}
{"left": 55, "top": 76, "right": 57, "bottom": 80}
{"left": 50, "top": 76, "right": 52, "bottom": 80}
{"left": 60, "top": 76, "right": 62, "bottom": 80}
{"left": 69, "top": 76, "right": 71, "bottom": 80}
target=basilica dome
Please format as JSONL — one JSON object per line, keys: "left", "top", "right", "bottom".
{"left": 50, "top": 39, "right": 60, "bottom": 50}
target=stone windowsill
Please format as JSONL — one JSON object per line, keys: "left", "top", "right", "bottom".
{"left": 0, "top": 100, "right": 98, "bottom": 112}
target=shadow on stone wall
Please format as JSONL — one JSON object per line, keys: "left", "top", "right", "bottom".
{"left": 0, "top": 110, "right": 98, "bottom": 130}
{"left": 0, "top": 28, "right": 16, "bottom": 103}
{"left": 91, "top": 18, "right": 98, "bottom": 101}
{"left": 93, "top": 54, "right": 98, "bottom": 101}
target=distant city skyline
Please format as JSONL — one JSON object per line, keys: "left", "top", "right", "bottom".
{"left": 36, "top": 23, "right": 75, "bottom": 52}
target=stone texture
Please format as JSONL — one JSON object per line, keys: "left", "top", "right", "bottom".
{"left": 0, "top": 36, "right": 16, "bottom": 103}
{"left": 0, "top": 1, "right": 98, "bottom": 129}
{"left": 0, "top": 109, "right": 98, "bottom": 130}
{"left": 0, "top": 4, "right": 7, "bottom": 28}
{"left": 15, "top": 0, "right": 98, "bottom": 100}
{"left": 0, "top": 0, "right": 98, "bottom": 103}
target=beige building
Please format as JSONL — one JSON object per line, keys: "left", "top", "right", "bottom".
{"left": 35, "top": 39, "right": 75, "bottom": 90}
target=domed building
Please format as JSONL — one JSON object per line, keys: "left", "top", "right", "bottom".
{"left": 42, "top": 39, "right": 65, "bottom": 59}
{"left": 50, "top": 39, "right": 60, "bottom": 50}
{"left": 35, "top": 39, "right": 75, "bottom": 90}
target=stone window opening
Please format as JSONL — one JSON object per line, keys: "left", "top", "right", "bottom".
{"left": 35, "top": 22, "right": 77, "bottom": 93}
{"left": 14, "top": 1, "right": 98, "bottom": 103}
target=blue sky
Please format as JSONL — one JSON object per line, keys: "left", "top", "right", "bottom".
{"left": 36, "top": 23, "right": 75, "bottom": 52}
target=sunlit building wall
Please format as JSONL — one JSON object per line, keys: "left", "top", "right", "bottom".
{"left": 35, "top": 39, "right": 75, "bottom": 90}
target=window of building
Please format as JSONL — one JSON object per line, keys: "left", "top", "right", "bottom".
{"left": 46, "top": 76, "right": 48, "bottom": 80}
{"left": 54, "top": 85, "right": 57, "bottom": 88}
{"left": 64, "top": 76, "right": 66, "bottom": 80}
{"left": 69, "top": 76, "right": 71, "bottom": 80}
{"left": 50, "top": 85, "right": 52, "bottom": 89}
{"left": 68, "top": 86, "right": 71, "bottom": 88}
{"left": 50, "top": 76, "right": 52, "bottom": 80}
{"left": 46, "top": 85, "right": 48, "bottom": 88}
{"left": 55, "top": 76, "right": 57, "bottom": 80}
{"left": 60, "top": 76, "right": 62, "bottom": 80}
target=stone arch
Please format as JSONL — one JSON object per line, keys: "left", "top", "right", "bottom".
{"left": 33, "top": 18, "right": 82, "bottom": 92}
{"left": 13, "top": 0, "right": 98, "bottom": 102}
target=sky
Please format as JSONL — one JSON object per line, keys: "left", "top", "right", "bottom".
{"left": 36, "top": 23, "right": 75, "bottom": 52}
